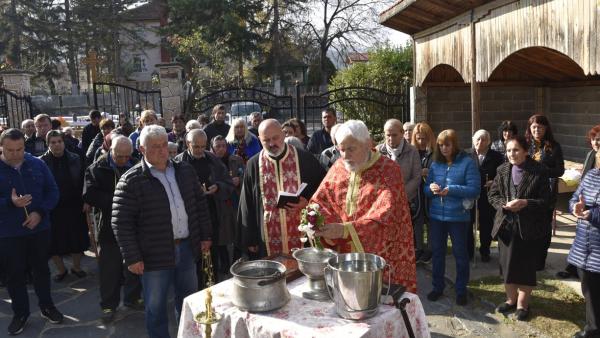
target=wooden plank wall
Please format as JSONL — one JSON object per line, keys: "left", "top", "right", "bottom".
{"left": 415, "top": 22, "right": 472, "bottom": 86}
{"left": 476, "top": 0, "right": 599, "bottom": 82}
{"left": 414, "top": 0, "right": 600, "bottom": 85}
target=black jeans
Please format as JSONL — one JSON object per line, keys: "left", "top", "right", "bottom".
{"left": 579, "top": 268, "right": 600, "bottom": 335}
{"left": 0, "top": 230, "right": 54, "bottom": 317}
{"left": 98, "top": 228, "right": 142, "bottom": 310}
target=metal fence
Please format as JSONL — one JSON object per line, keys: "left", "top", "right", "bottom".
{"left": 93, "top": 82, "right": 162, "bottom": 121}
{"left": 0, "top": 88, "right": 35, "bottom": 128}
{"left": 190, "top": 84, "right": 410, "bottom": 138}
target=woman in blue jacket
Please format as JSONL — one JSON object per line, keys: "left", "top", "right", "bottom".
{"left": 424, "top": 129, "right": 480, "bottom": 306}
{"left": 568, "top": 149, "right": 600, "bottom": 338}
{"left": 226, "top": 118, "right": 262, "bottom": 163}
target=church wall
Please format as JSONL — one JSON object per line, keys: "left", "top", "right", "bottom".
{"left": 548, "top": 86, "right": 600, "bottom": 162}
{"left": 426, "top": 86, "right": 535, "bottom": 149}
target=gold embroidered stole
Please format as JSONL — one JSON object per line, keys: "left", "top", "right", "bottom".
{"left": 258, "top": 146, "right": 303, "bottom": 256}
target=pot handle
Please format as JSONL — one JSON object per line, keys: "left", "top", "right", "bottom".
{"left": 384, "top": 263, "right": 393, "bottom": 298}
{"left": 232, "top": 257, "right": 248, "bottom": 266}
{"left": 324, "top": 266, "right": 335, "bottom": 301}
{"left": 257, "top": 271, "right": 286, "bottom": 286}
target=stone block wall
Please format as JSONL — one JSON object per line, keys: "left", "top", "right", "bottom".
{"left": 426, "top": 87, "right": 536, "bottom": 148}
{"left": 548, "top": 86, "right": 600, "bottom": 162}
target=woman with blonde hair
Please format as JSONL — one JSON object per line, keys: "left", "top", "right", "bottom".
{"left": 411, "top": 122, "right": 436, "bottom": 262}
{"left": 425, "top": 129, "right": 480, "bottom": 305}
{"left": 226, "top": 118, "right": 261, "bottom": 163}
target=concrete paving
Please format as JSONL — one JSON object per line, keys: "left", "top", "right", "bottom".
{"left": 0, "top": 254, "right": 177, "bottom": 338}
{"left": 0, "top": 202, "right": 579, "bottom": 337}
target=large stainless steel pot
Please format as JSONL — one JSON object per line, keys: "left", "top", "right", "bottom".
{"left": 230, "top": 259, "right": 290, "bottom": 312}
{"left": 324, "top": 253, "right": 390, "bottom": 320}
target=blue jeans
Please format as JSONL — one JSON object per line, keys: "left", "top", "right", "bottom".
{"left": 430, "top": 220, "right": 470, "bottom": 296}
{"left": 141, "top": 239, "right": 197, "bottom": 338}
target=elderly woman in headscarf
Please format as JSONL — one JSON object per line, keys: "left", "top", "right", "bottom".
{"left": 226, "top": 118, "right": 261, "bottom": 163}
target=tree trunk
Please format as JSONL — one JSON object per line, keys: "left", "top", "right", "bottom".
{"left": 7, "top": 0, "right": 21, "bottom": 67}
{"left": 319, "top": 45, "right": 328, "bottom": 86}
{"left": 64, "top": 0, "right": 79, "bottom": 94}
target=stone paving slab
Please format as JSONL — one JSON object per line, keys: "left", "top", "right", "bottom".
{"left": 1, "top": 242, "right": 571, "bottom": 338}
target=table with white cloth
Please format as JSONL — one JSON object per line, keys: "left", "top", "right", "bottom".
{"left": 178, "top": 276, "right": 430, "bottom": 338}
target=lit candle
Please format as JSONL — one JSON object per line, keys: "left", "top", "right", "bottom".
{"left": 205, "top": 288, "right": 213, "bottom": 321}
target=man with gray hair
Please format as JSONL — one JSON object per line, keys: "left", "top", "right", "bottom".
{"left": 174, "top": 129, "right": 234, "bottom": 284}
{"left": 83, "top": 135, "right": 141, "bottom": 323}
{"left": 466, "top": 129, "right": 504, "bottom": 262}
{"left": 21, "top": 119, "right": 35, "bottom": 139}
{"left": 311, "top": 120, "right": 417, "bottom": 293}
{"left": 376, "top": 119, "right": 423, "bottom": 260}
{"left": 248, "top": 112, "right": 262, "bottom": 136}
{"left": 112, "top": 125, "right": 212, "bottom": 338}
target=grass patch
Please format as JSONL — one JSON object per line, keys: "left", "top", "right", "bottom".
{"left": 469, "top": 275, "right": 585, "bottom": 338}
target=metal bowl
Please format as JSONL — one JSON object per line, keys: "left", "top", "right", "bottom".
{"left": 292, "top": 248, "right": 337, "bottom": 279}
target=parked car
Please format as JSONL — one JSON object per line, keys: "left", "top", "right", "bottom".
{"left": 229, "top": 101, "right": 267, "bottom": 124}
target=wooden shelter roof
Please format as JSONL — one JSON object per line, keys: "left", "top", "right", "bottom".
{"left": 379, "top": 0, "right": 493, "bottom": 35}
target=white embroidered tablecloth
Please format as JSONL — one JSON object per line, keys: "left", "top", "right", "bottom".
{"left": 178, "top": 276, "right": 430, "bottom": 338}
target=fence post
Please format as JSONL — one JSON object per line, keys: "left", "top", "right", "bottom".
{"left": 93, "top": 83, "right": 98, "bottom": 111}
{"left": 0, "top": 70, "right": 34, "bottom": 125}
{"left": 0, "top": 70, "right": 33, "bottom": 96}
{"left": 155, "top": 63, "right": 184, "bottom": 128}
{"left": 295, "top": 82, "right": 301, "bottom": 118}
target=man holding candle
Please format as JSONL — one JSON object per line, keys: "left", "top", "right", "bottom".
{"left": 0, "top": 128, "right": 63, "bottom": 336}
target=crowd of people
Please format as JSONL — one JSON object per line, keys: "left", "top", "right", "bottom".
{"left": 0, "top": 105, "right": 599, "bottom": 338}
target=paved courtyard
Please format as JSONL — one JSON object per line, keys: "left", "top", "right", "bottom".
{"left": 0, "top": 209, "right": 578, "bottom": 338}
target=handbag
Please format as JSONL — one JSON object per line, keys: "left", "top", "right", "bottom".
{"left": 496, "top": 211, "right": 521, "bottom": 243}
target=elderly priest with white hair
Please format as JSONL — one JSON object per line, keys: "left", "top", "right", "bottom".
{"left": 312, "top": 120, "right": 417, "bottom": 292}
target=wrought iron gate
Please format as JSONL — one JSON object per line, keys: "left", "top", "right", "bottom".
{"left": 93, "top": 82, "right": 162, "bottom": 121}
{"left": 191, "top": 88, "right": 293, "bottom": 122}
{"left": 0, "top": 88, "right": 34, "bottom": 128}
{"left": 302, "top": 85, "right": 410, "bottom": 137}
{"left": 189, "top": 85, "right": 410, "bottom": 138}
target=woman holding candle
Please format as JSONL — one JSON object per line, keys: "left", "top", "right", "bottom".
{"left": 424, "top": 129, "right": 480, "bottom": 306}
{"left": 567, "top": 146, "right": 600, "bottom": 338}
{"left": 488, "top": 136, "right": 550, "bottom": 321}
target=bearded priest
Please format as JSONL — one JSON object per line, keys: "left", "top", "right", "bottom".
{"left": 312, "top": 120, "right": 417, "bottom": 292}
{"left": 237, "top": 119, "right": 326, "bottom": 258}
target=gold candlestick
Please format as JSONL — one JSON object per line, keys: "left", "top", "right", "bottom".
{"left": 194, "top": 252, "right": 221, "bottom": 338}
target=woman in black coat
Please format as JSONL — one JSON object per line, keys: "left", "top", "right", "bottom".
{"left": 525, "top": 114, "right": 565, "bottom": 270}
{"left": 40, "top": 130, "right": 89, "bottom": 282}
{"left": 488, "top": 136, "right": 550, "bottom": 321}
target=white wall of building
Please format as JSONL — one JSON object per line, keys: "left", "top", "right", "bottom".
{"left": 120, "top": 21, "right": 163, "bottom": 82}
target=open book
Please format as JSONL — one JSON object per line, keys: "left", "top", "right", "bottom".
{"left": 276, "top": 182, "right": 307, "bottom": 209}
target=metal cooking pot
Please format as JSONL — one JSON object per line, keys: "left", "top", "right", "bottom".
{"left": 230, "top": 259, "right": 290, "bottom": 312}
{"left": 325, "top": 253, "right": 390, "bottom": 320}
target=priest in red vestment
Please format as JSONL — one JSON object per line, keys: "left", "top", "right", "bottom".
{"left": 237, "top": 119, "right": 326, "bottom": 258}
{"left": 312, "top": 120, "right": 417, "bottom": 292}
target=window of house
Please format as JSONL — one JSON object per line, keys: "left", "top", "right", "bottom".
{"left": 132, "top": 55, "right": 147, "bottom": 73}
